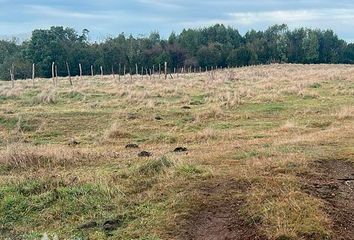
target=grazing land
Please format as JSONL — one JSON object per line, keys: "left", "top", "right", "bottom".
{"left": 0, "top": 64, "right": 353, "bottom": 240}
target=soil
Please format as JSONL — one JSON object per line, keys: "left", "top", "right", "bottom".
{"left": 304, "top": 159, "right": 354, "bottom": 240}
{"left": 174, "top": 147, "right": 188, "bottom": 153}
{"left": 138, "top": 151, "right": 152, "bottom": 157}
{"left": 125, "top": 143, "right": 139, "bottom": 149}
{"left": 178, "top": 179, "right": 267, "bottom": 240}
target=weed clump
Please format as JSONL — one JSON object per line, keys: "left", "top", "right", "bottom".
{"left": 0, "top": 143, "right": 95, "bottom": 169}
{"left": 138, "top": 156, "right": 173, "bottom": 175}
{"left": 33, "top": 88, "right": 58, "bottom": 104}
{"left": 103, "top": 122, "right": 132, "bottom": 141}
{"left": 336, "top": 106, "right": 354, "bottom": 120}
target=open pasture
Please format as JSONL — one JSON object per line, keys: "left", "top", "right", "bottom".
{"left": 0, "top": 64, "right": 353, "bottom": 239}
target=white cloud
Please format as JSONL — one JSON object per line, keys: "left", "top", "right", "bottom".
{"left": 24, "top": 4, "right": 170, "bottom": 23}
{"left": 2, "top": 1, "right": 354, "bottom": 42}
{"left": 137, "top": 0, "right": 183, "bottom": 9}
{"left": 228, "top": 9, "right": 354, "bottom": 25}
{"left": 24, "top": 5, "right": 114, "bottom": 20}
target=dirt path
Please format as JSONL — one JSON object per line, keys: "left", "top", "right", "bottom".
{"left": 305, "top": 159, "right": 354, "bottom": 240}
{"left": 178, "top": 179, "right": 267, "bottom": 240}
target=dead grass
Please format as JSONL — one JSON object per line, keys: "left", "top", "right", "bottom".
{"left": 0, "top": 143, "right": 101, "bottom": 169}
{"left": 103, "top": 122, "right": 132, "bottom": 141}
{"left": 0, "top": 64, "right": 353, "bottom": 239}
{"left": 33, "top": 87, "right": 58, "bottom": 104}
{"left": 335, "top": 106, "right": 354, "bottom": 120}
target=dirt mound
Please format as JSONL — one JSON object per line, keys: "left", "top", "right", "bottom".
{"left": 138, "top": 151, "right": 152, "bottom": 157}
{"left": 174, "top": 147, "right": 188, "bottom": 153}
{"left": 305, "top": 159, "right": 354, "bottom": 240}
{"left": 125, "top": 143, "right": 139, "bottom": 149}
{"left": 178, "top": 179, "right": 267, "bottom": 240}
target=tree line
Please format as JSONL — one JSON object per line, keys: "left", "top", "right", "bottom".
{"left": 1, "top": 24, "right": 354, "bottom": 80}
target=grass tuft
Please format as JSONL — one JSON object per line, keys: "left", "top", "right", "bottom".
{"left": 33, "top": 88, "right": 58, "bottom": 104}
{"left": 138, "top": 156, "right": 174, "bottom": 175}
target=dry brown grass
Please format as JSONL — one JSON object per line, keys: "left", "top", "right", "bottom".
{"left": 0, "top": 64, "right": 353, "bottom": 239}
{"left": 103, "top": 122, "right": 132, "bottom": 141}
{"left": 0, "top": 143, "right": 103, "bottom": 169}
{"left": 335, "top": 106, "right": 354, "bottom": 120}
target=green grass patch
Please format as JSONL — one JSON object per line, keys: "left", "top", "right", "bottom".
{"left": 60, "top": 91, "right": 85, "bottom": 101}
{"left": 0, "top": 116, "right": 17, "bottom": 129}
{"left": 190, "top": 94, "right": 208, "bottom": 105}
{"left": 0, "top": 179, "right": 118, "bottom": 238}
{"left": 138, "top": 156, "right": 174, "bottom": 175}
{"left": 234, "top": 149, "right": 260, "bottom": 160}
{"left": 309, "top": 83, "right": 322, "bottom": 89}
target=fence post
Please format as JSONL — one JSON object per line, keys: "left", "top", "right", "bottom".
{"left": 55, "top": 64, "right": 58, "bottom": 85}
{"left": 91, "top": 65, "right": 94, "bottom": 77}
{"left": 100, "top": 66, "right": 103, "bottom": 80}
{"left": 32, "top": 63, "right": 35, "bottom": 86}
{"left": 164, "top": 62, "right": 167, "bottom": 80}
{"left": 10, "top": 64, "right": 14, "bottom": 88}
{"left": 118, "top": 63, "right": 121, "bottom": 81}
{"left": 52, "top": 62, "right": 55, "bottom": 86}
{"left": 79, "top": 63, "right": 83, "bottom": 80}
{"left": 66, "top": 62, "right": 72, "bottom": 86}
{"left": 112, "top": 65, "right": 116, "bottom": 82}
{"left": 159, "top": 63, "right": 161, "bottom": 78}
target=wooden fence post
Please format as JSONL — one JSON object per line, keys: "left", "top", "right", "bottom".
{"left": 118, "top": 63, "right": 121, "bottom": 81}
{"left": 112, "top": 66, "right": 116, "bottom": 82}
{"left": 135, "top": 64, "right": 138, "bottom": 76}
{"left": 159, "top": 63, "right": 161, "bottom": 78}
{"left": 55, "top": 64, "right": 58, "bottom": 85}
{"left": 10, "top": 64, "right": 14, "bottom": 88}
{"left": 79, "top": 63, "right": 83, "bottom": 80}
{"left": 31, "top": 63, "right": 35, "bottom": 86}
{"left": 66, "top": 62, "right": 72, "bottom": 86}
{"left": 51, "top": 62, "right": 55, "bottom": 86}
{"left": 164, "top": 62, "right": 167, "bottom": 80}
{"left": 100, "top": 66, "right": 103, "bottom": 80}
{"left": 91, "top": 65, "right": 94, "bottom": 77}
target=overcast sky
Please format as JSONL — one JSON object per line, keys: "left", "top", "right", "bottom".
{"left": 1, "top": 0, "right": 354, "bottom": 42}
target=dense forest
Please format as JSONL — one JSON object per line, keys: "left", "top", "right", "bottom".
{"left": 1, "top": 24, "right": 354, "bottom": 80}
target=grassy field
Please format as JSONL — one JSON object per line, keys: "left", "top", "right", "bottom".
{"left": 0, "top": 64, "right": 353, "bottom": 240}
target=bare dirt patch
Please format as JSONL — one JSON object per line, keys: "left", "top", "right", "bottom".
{"left": 178, "top": 179, "right": 267, "bottom": 240}
{"left": 304, "top": 159, "right": 354, "bottom": 240}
